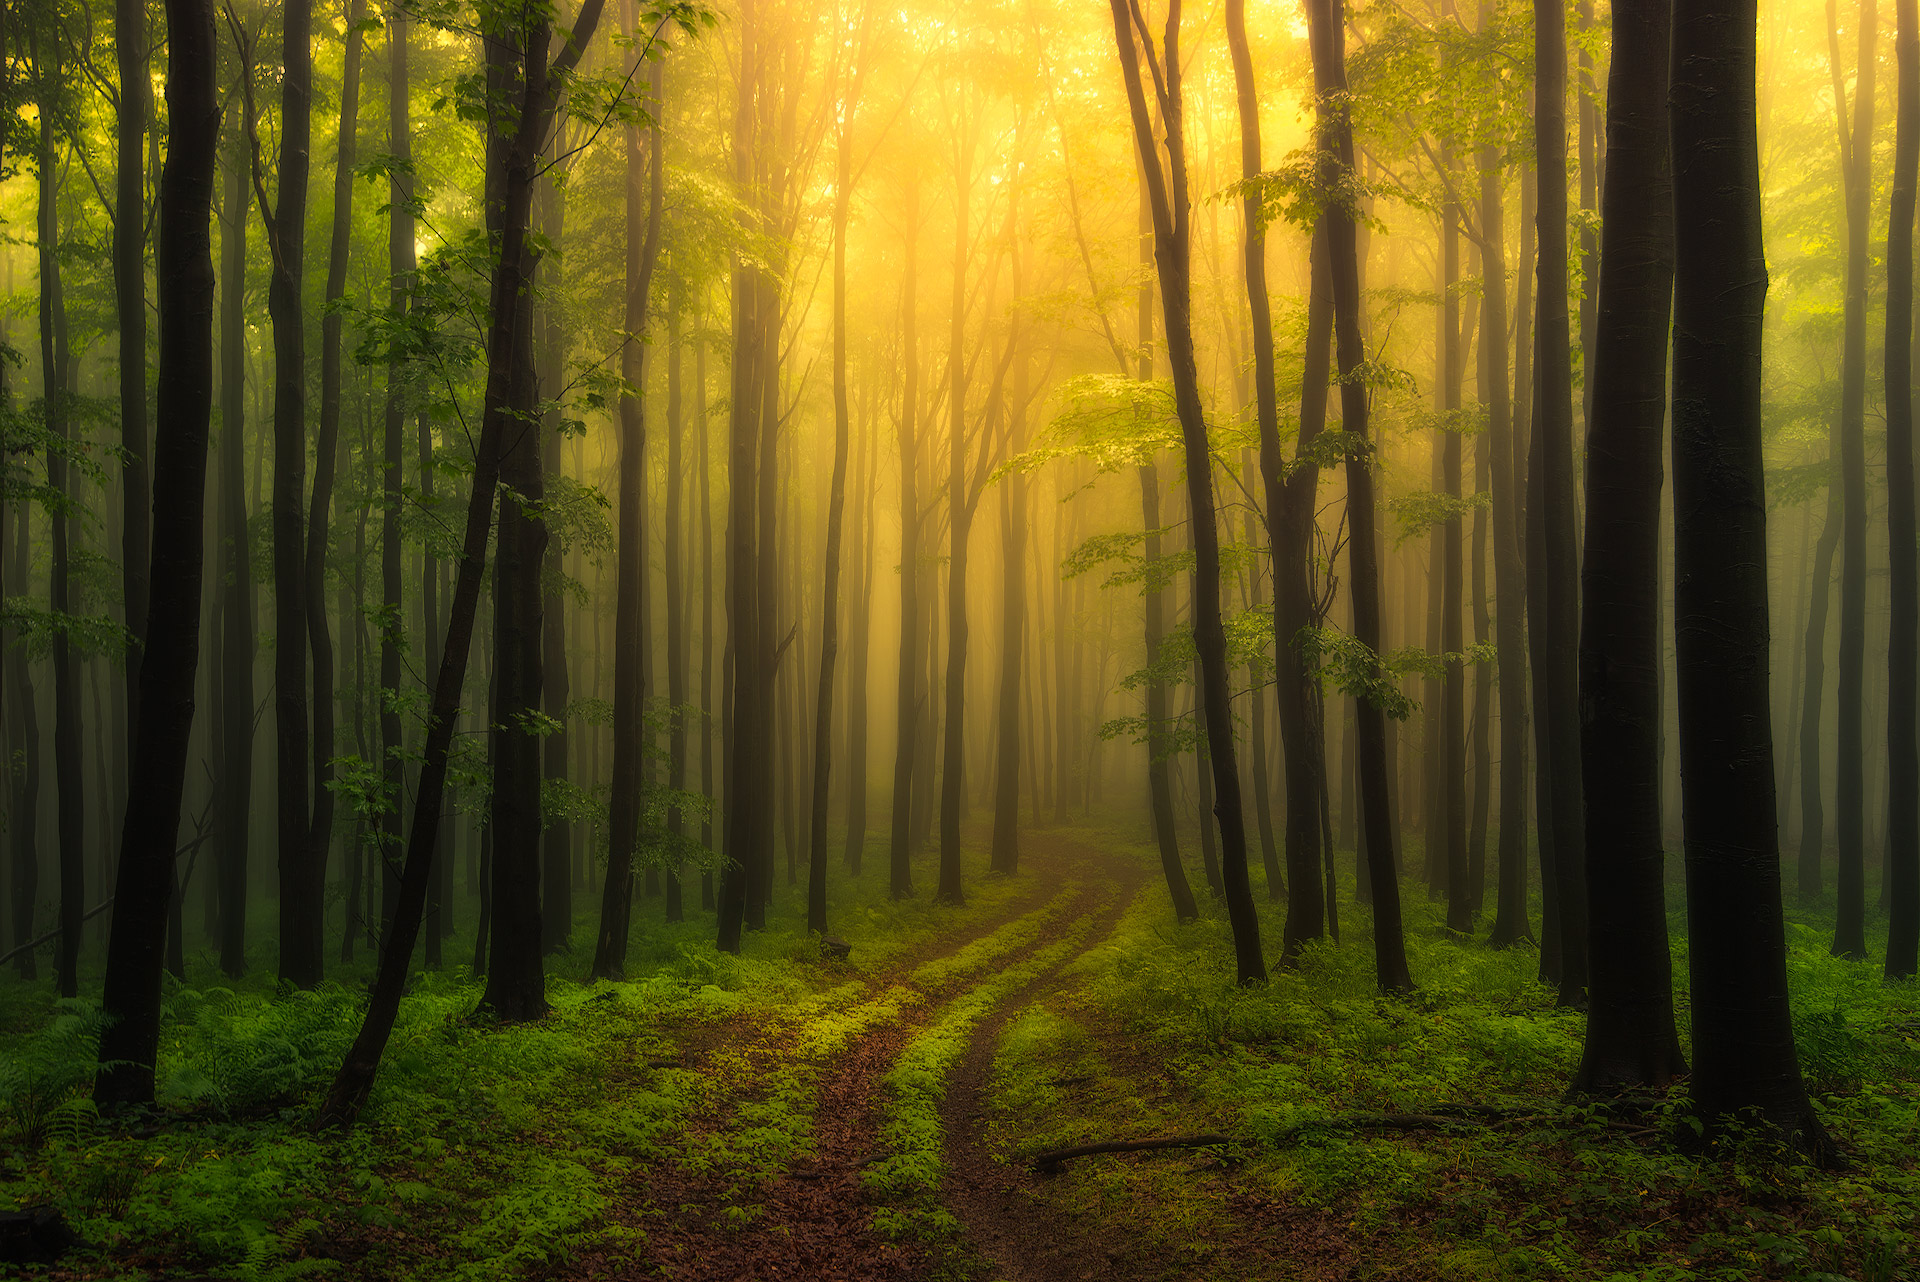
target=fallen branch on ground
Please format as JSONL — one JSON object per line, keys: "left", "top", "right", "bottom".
{"left": 1031, "top": 1134, "right": 1235, "bottom": 1171}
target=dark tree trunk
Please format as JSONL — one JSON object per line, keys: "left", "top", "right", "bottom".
{"left": 592, "top": 49, "right": 665, "bottom": 979}
{"left": 1830, "top": 0, "right": 1876, "bottom": 959}
{"left": 990, "top": 389, "right": 1026, "bottom": 876}
{"left": 216, "top": 126, "right": 253, "bottom": 979}
{"left": 95, "top": 0, "right": 221, "bottom": 1104}
{"left": 1440, "top": 191, "right": 1469, "bottom": 935}
{"left": 1669, "top": 0, "right": 1833, "bottom": 1160}
{"left": 844, "top": 396, "right": 874, "bottom": 873}
{"left": 1135, "top": 177, "right": 1196, "bottom": 922}
{"left": 8, "top": 505, "right": 40, "bottom": 980}
{"left": 1886, "top": 0, "right": 1920, "bottom": 980}
{"left": 539, "top": 136, "right": 574, "bottom": 950}
{"left": 1534, "top": 0, "right": 1588, "bottom": 1003}
{"left": 937, "top": 123, "right": 978, "bottom": 908}
{"left": 808, "top": 55, "right": 861, "bottom": 935}
{"left": 1109, "top": 0, "right": 1265, "bottom": 984}
{"left": 270, "top": 0, "right": 318, "bottom": 989}
{"left": 1572, "top": 0, "right": 1686, "bottom": 1093}
{"left": 663, "top": 290, "right": 686, "bottom": 922}
{"left": 306, "top": 0, "right": 365, "bottom": 974}
{"left": 34, "top": 45, "right": 84, "bottom": 1002}
{"left": 319, "top": 0, "right": 610, "bottom": 1124}
{"left": 720, "top": 6, "right": 770, "bottom": 944}
{"left": 1306, "top": 0, "right": 1413, "bottom": 992}
{"left": 1482, "top": 105, "right": 1531, "bottom": 948}
{"left": 479, "top": 11, "right": 555, "bottom": 1022}
{"left": 698, "top": 320, "right": 717, "bottom": 907}
{"left": 1227, "top": 0, "right": 1325, "bottom": 950}
{"left": 1797, "top": 483, "right": 1839, "bottom": 899}
{"left": 116, "top": 0, "right": 150, "bottom": 760}
{"left": 886, "top": 175, "right": 921, "bottom": 904}
{"left": 379, "top": 9, "right": 414, "bottom": 939}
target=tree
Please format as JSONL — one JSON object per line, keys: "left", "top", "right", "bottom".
{"left": 1886, "top": 0, "right": 1920, "bottom": 981}
{"left": 1305, "top": 0, "right": 1413, "bottom": 993}
{"left": 307, "top": 0, "right": 367, "bottom": 976}
{"left": 1534, "top": 0, "right": 1587, "bottom": 1004}
{"left": 1226, "top": 0, "right": 1327, "bottom": 956}
{"left": 591, "top": 37, "right": 665, "bottom": 979}
{"left": 1669, "top": 0, "right": 1833, "bottom": 1159}
{"left": 215, "top": 113, "right": 254, "bottom": 981}
{"left": 320, "top": 0, "right": 630, "bottom": 1126}
{"left": 262, "top": 0, "right": 320, "bottom": 989}
{"left": 379, "top": 0, "right": 413, "bottom": 942}
{"left": 1108, "top": 0, "right": 1265, "bottom": 985}
{"left": 808, "top": 10, "right": 868, "bottom": 933}
{"left": 1829, "top": 0, "right": 1876, "bottom": 960}
{"left": 885, "top": 172, "right": 922, "bottom": 906}
{"left": 115, "top": 0, "right": 150, "bottom": 755}
{"left": 95, "top": 0, "right": 223, "bottom": 1106}
{"left": 1572, "top": 0, "right": 1686, "bottom": 1093}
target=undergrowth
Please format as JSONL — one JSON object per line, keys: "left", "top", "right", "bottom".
{"left": 987, "top": 833, "right": 1920, "bottom": 1282}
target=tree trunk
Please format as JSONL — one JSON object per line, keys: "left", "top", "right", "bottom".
{"left": 887, "top": 175, "right": 921, "bottom": 903}
{"left": 1572, "top": 0, "right": 1686, "bottom": 1093}
{"left": 537, "top": 144, "right": 575, "bottom": 948}
{"left": 8, "top": 503, "right": 40, "bottom": 980}
{"left": 1885, "top": 0, "right": 1920, "bottom": 980}
{"left": 1478, "top": 78, "right": 1532, "bottom": 947}
{"left": 1830, "top": 0, "right": 1876, "bottom": 959}
{"left": 306, "top": 0, "right": 365, "bottom": 979}
{"left": 938, "top": 121, "right": 978, "bottom": 907}
{"left": 95, "top": 0, "right": 221, "bottom": 1104}
{"left": 1108, "top": 0, "right": 1265, "bottom": 985}
{"left": 379, "top": 9, "right": 413, "bottom": 939}
{"left": 216, "top": 125, "right": 253, "bottom": 979}
{"left": 1440, "top": 186, "right": 1469, "bottom": 934}
{"left": 592, "top": 49, "right": 665, "bottom": 979}
{"left": 1306, "top": 0, "right": 1413, "bottom": 992}
{"left": 320, "top": 0, "right": 610, "bottom": 1123}
{"left": 1670, "top": 0, "right": 1833, "bottom": 1160}
{"left": 808, "top": 53, "right": 861, "bottom": 934}
{"left": 115, "top": 0, "right": 151, "bottom": 764}
{"left": 271, "top": 0, "right": 318, "bottom": 989}
{"left": 1227, "top": 0, "right": 1324, "bottom": 948}
{"left": 1533, "top": 0, "right": 1588, "bottom": 1003}
{"left": 33, "top": 46, "right": 85, "bottom": 1002}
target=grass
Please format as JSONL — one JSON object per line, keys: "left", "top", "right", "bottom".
{"left": 0, "top": 837, "right": 1038, "bottom": 1280}
{"left": 981, "top": 828, "right": 1920, "bottom": 1281}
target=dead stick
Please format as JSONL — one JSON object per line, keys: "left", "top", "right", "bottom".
{"left": 1031, "top": 1134, "right": 1234, "bottom": 1171}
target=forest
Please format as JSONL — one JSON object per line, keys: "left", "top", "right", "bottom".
{"left": 0, "top": 0, "right": 1917, "bottom": 1274}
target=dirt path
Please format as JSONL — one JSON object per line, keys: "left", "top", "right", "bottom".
{"left": 570, "top": 833, "right": 1146, "bottom": 1281}
{"left": 937, "top": 847, "right": 1151, "bottom": 1282}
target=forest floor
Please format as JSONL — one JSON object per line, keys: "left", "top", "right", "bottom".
{"left": 1, "top": 825, "right": 1917, "bottom": 1281}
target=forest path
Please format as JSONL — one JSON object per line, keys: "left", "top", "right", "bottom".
{"left": 936, "top": 845, "right": 1150, "bottom": 1282}
{"left": 573, "top": 832, "right": 1147, "bottom": 1281}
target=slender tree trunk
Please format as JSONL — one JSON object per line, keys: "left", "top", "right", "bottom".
{"left": 1573, "top": 0, "right": 1686, "bottom": 1092}
{"left": 321, "top": 0, "right": 610, "bottom": 1118}
{"left": 808, "top": 54, "right": 861, "bottom": 935}
{"left": 1534, "top": 0, "right": 1590, "bottom": 1003}
{"left": 305, "top": 0, "right": 365, "bottom": 978}
{"left": 116, "top": 0, "right": 151, "bottom": 764}
{"left": 95, "top": 0, "right": 221, "bottom": 1103}
{"left": 1440, "top": 184, "right": 1470, "bottom": 934}
{"left": 592, "top": 49, "right": 664, "bottom": 979}
{"left": 216, "top": 128, "right": 253, "bottom": 978}
{"left": 1798, "top": 483, "right": 1839, "bottom": 897}
{"left": 1885, "top": 0, "right": 1920, "bottom": 980}
{"left": 1228, "top": 0, "right": 1324, "bottom": 946}
{"left": 33, "top": 55, "right": 84, "bottom": 1002}
{"left": 937, "top": 121, "right": 977, "bottom": 907}
{"left": 1670, "top": 0, "right": 1833, "bottom": 1158}
{"left": 1306, "top": 0, "right": 1413, "bottom": 992}
{"left": 887, "top": 176, "right": 921, "bottom": 903}
{"left": 270, "top": 0, "right": 318, "bottom": 989}
{"left": 1830, "top": 0, "right": 1876, "bottom": 958}
{"left": 1109, "top": 0, "right": 1265, "bottom": 984}
{"left": 7, "top": 505, "right": 40, "bottom": 980}
{"left": 539, "top": 137, "right": 575, "bottom": 949}
{"left": 379, "top": 10, "right": 414, "bottom": 939}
